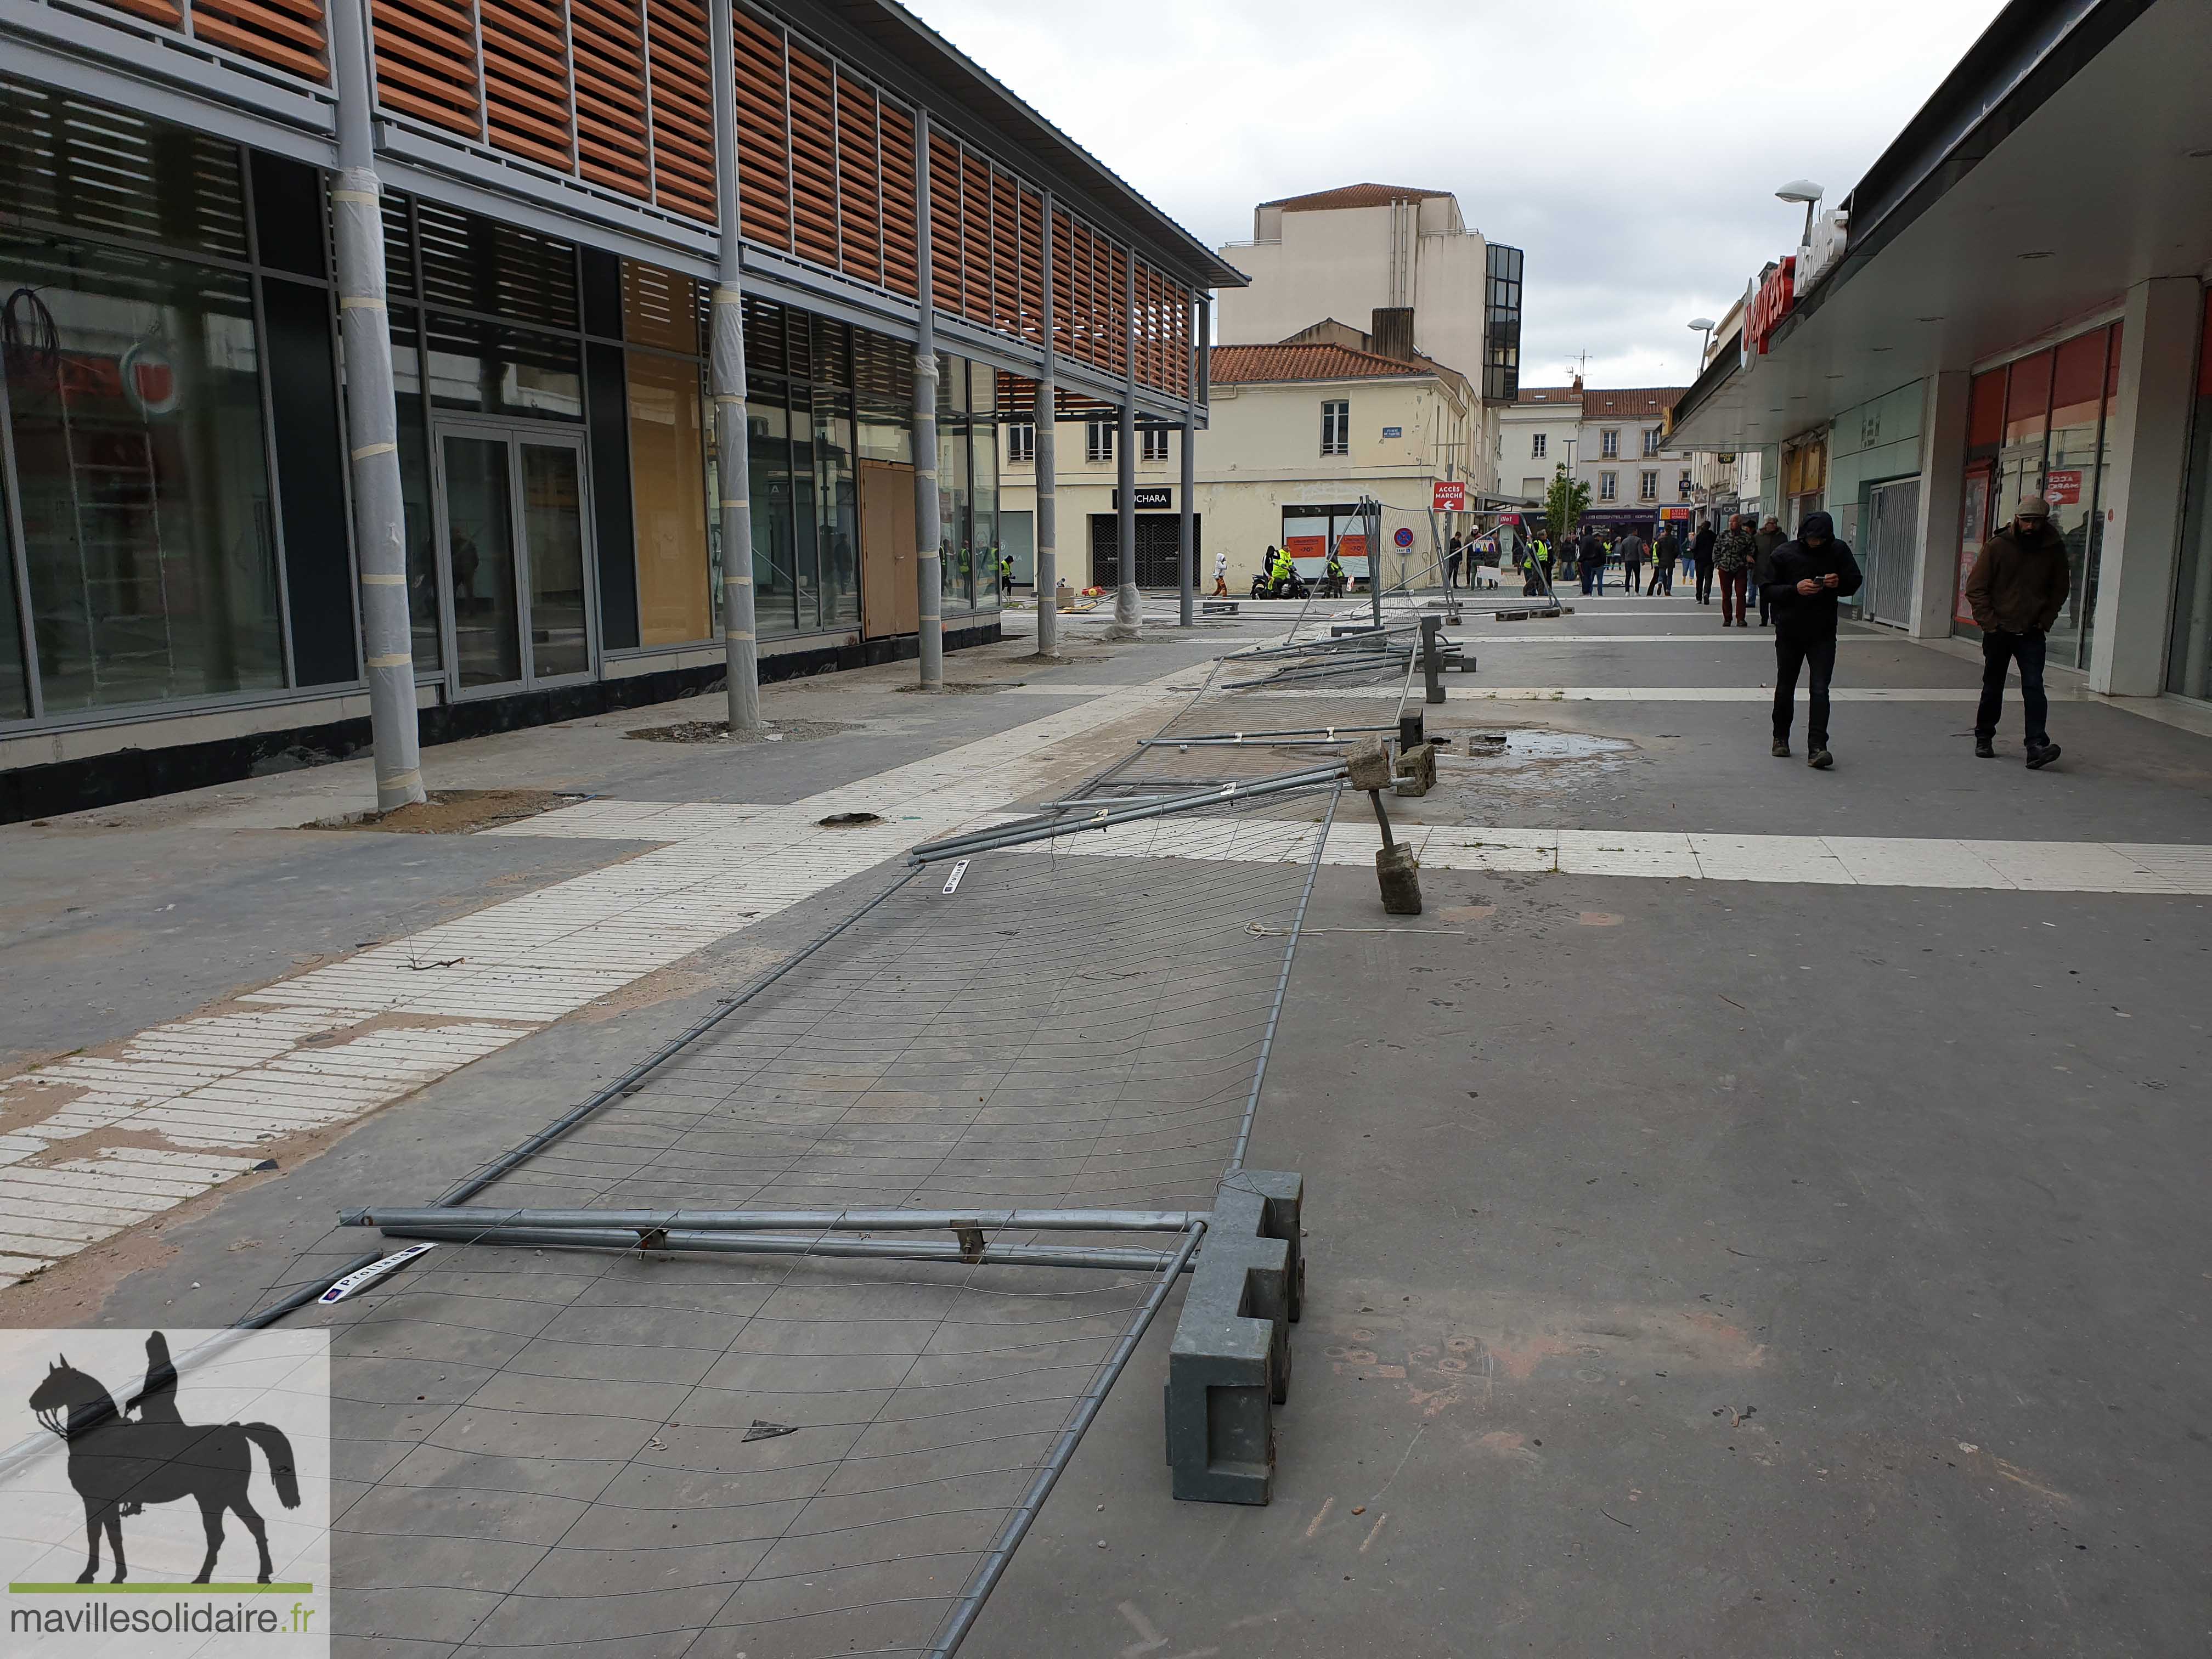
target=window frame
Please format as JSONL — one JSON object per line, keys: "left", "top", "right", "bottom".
{"left": 1531, "top": 431, "right": 1547, "bottom": 459}
{"left": 1320, "top": 398, "right": 1350, "bottom": 457}
{"left": 1599, "top": 471, "right": 1618, "bottom": 501}
{"left": 1639, "top": 470, "right": 1658, "bottom": 501}
{"left": 1085, "top": 420, "right": 1114, "bottom": 464}
{"left": 1006, "top": 421, "right": 1035, "bottom": 463}
{"left": 1600, "top": 428, "right": 1620, "bottom": 459}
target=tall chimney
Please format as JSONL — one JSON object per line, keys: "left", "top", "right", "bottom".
{"left": 1370, "top": 306, "right": 1415, "bottom": 363}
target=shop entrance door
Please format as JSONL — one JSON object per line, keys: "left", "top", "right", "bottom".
{"left": 434, "top": 422, "right": 595, "bottom": 696}
{"left": 859, "top": 459, "right": 917, "bottom": 639}
{"left": 1863, "top": 478, "right": 1921, "bottom": 627}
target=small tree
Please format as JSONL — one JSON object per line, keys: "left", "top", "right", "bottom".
{"left": 1544, "top": 464, "right": 1590, "bottom": 547}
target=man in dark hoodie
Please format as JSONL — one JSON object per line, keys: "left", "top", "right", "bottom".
{"left": 1689, "top": 521, "right": 1717, "bottom": 604}
{"left": 1963, "top": 495, "right": 2071, "bottom": 769}
{"left": 1762, "top": 510, "right": 1863, "bottom": 769}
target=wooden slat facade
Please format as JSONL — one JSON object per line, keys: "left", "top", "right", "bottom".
{"left": 76, "top": 0, "right": 1195, "bottom": 398}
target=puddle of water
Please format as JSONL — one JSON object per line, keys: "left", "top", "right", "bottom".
{"left": 1451, "top": 729, "right": 1634, "bottom": 762}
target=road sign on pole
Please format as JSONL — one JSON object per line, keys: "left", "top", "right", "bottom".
{"left": 1431, "top": 481, "right": 1466, "bottom": 513}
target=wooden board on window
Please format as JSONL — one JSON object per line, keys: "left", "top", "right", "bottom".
{"left": 859, "top": 459, "right": 917, "bottom": 639}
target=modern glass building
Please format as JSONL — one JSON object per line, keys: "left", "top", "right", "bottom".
{"left": 0, "top": 0, "right": 1236, "bottom": 816}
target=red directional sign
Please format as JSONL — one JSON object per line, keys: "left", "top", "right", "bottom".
{"left": 1431, "top": 480, "right": 1466, "bottom": 513}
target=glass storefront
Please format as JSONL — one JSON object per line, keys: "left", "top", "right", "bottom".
{"left": 2168, "top": 286, "right": 2212, "bottom": 703}
{"left": 1954, "top": 321, "right": 2119, "bottom": 667}
{"left": 1, "top": 81, "right": 286, "bottom": 715}
{"left": 0, "top": 75, "right": 1004, "bottom": 741}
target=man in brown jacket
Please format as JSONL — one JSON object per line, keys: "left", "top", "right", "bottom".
{"left": 1964, "top": 495, "right": 2072, "bottom": 769}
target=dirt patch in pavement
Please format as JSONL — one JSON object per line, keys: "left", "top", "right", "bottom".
{"left": 569, "top": 944, "right": 790, "bottom": 1023}
{"left": 624, "top": 717, "right": 857, "bottom": 744}
{"left": 895, "top": 680, "right": 1019, "bottom": 695}
{"left": 312, "top": 788, "right": 580, "bottom": 834}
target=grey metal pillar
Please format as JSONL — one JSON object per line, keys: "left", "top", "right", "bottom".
{"left": 1178, "top": 295, "right": 1197, "bottom": 628}
{"left": 708, "top": 0, "right": 759, "bottom": 730}
{"left": 328, "top": 0, "right": 425, "bottom": 812}
{"left": 912, "top": 115, "right": 944, "bottom": 687}
{"left": 1034, "top": 191, "right": 1058, "bottom": 657}
{"left": 1367, "top": 496, "right": 1384, "bottom": 629}
{"left": 1108, "top": 250, "right": 1139, "bottom": 641}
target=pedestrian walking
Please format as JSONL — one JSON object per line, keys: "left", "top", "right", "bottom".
{"left": 1762, "top": 510, "right": 1863, "bottom": 769}
{"left": 997, "top": 548, "right": 1013, "bottom": 597}
{"left": 1753, "top": 515, "right": 1786, "bottom": 625}
{"left": 1650, "top": 528, "right": 1679, "bottom": 595}
{"left": 1714, "top": 514, "right": 1757, "bottom": 626}
{"left": 1690, "top": 521, "right": 1717, "bottom": 605}
{"left": 1211, "top": 545, "right": 1228, "bottom": 597}
{"left": 1446, "top": 532, "right": 1464, "bottom": 591}
{"left": 1618, "top": 528, "right": 1647, "bottom": 595}
{"left": 1964, "top": 495, "right": 2071, "bottom": 769}
{"left": 1578, "top": 528, "right": 1604, "bottom": 595}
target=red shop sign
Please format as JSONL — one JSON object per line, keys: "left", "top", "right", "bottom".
{"left": 2043, "top": 469, "right": 2082, "bottom": 506}
{"left": 1745, "top": 256, "right": 1797, "bottom": 356}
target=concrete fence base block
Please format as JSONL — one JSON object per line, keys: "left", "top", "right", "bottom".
{"left": 1392, "top": 742, "right": 1437, "bottom": 797}
{"left": 1376, "top": 843, "right": 1423, "bottom": 914}
{"left": 1165, "top": 1170, "right": 1304, "bottom": 1504}
{"left": 1346, "top": 737, "right": 1392, "bottom": 791}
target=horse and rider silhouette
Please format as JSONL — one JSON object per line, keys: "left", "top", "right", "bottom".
{"left": 27, "top": 1333, "right": 301, "bottom": 1585}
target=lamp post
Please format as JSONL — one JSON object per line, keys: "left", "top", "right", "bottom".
{"left": 1688, "top": 316, "right": 1716, "bottom": 369}
{"left": 1775, "top": 179, "right": 1823, "bottom": 246}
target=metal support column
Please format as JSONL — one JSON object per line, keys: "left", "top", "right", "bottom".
{"left": 1367, "top": 496, "right": 1384, "bottom": 631}
{"left": 1178, "top": 294, "right": 1197, "bottom": 628}
{"left": 1108, "top": 249, "right": 1139, "bottom": 641}
{"left": 1034, "top": 191, "right": 1058, "bottom": 657}
{"left": 911, "top": 114, "right": 944, "bottom": 688}
{"left": 328, "top": 0, "right": 425, "bottom": 812}
{"left": 708, "top": 0, "right": 759, "bottom": 731}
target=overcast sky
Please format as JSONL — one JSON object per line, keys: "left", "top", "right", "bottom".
{"left": 905, "top": 0, "right": 2008, "bottom": 390}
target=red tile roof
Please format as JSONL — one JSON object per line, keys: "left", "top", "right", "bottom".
{"left": 1210, "top": 343, "right": 1436, "bottom": 385}
{"left": 1511, "top": 385, "right": 1688, "bottom": 417}
{"left": 1582, "top": 387, "right": 1687, "bottom": 418}
{"left": 1259, "top": 183, "right": 1452, "bottom": 213}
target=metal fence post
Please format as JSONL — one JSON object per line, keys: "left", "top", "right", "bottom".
{"left": 1179, "top": 290, "right": 1197, "bottom": 629}
{"left": 328, "top": 0, "right": 425, "bottom": 812}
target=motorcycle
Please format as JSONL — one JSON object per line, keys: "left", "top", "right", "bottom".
{"left": 1251, "top": 570, "right": 1311, "bottom": 600}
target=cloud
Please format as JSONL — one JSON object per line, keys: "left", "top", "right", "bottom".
{"left": 905, "top": 0, "right": 2007, "bottom": 386}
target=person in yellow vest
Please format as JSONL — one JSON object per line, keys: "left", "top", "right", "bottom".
{"left": 1269, "top": 544, "right": 1297, "bottom": 596}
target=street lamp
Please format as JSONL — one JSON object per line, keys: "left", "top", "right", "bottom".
{"left": 1688, "top": 316, "right": 1716, "bottom": 365}
{"left": 1776, "top": 179, "right": 1823, "bottom": 245}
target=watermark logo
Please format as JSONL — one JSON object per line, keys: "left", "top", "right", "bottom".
{"left": 0, "top": 1328, "right": 328, "bottom": 1654}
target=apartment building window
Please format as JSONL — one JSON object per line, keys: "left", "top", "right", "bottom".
{"left": 1641, "top": 427, "right": 1660, "bottom": 456}
{"left": 1141, "top": 425, "right": 1169, "bottom": 462}
{"left": 1639, "top": 470, "right": 1658, "bottom": 501}
{"left": 1006, "top": 422, "right": 1035, "bottom": 462}
{"left": 1321, "top": 399, "right": 1349, "bottom": 455}
{"left": 1599, "top": 471, "right": 1617, "bottom": 501}
{"left": 1086, "top": 420, "right": 1114, "bottom": 463}
{"left": 1531, "top": 431, "right": 1547, "bottom": 459}
{"left": 1600, "top": 428, "right": 1620, "bottom": 459}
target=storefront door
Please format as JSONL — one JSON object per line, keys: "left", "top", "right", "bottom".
{"left": 433, "top": 422, "right": 595, "bottom": 696}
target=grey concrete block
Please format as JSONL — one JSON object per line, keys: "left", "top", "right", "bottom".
{"left": 1347, "top": 738, "right": 1392, "bottom": 791}
{"left": 1165, "top": 1170, "right": 1305, "bottom": 1504}
{"left": 1377, "top": 842, "right": 1423, "bottom": 913}
{"left": 1393, "top": 742, "right": 1437, "bottom": 797}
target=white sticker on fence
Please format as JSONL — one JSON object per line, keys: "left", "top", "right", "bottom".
{"left": 316, "top": 1243, "right": 437, "bottom": 1305}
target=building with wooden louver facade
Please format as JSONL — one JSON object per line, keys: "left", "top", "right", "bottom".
{"left": 0, "top": 0, "right": 1239, "bottom": 816}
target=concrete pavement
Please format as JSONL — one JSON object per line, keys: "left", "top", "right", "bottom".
{"left": 2, "top": 585, "right": 2207, "bottom": 1654}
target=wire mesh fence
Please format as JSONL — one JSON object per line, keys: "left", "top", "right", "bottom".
{"left": 285, "top": 789, "right": 1337, "bottom": 1658}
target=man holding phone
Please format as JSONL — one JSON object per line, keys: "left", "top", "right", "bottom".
{"left": 1760, "top": 511, "right": 1863, "bottom": 769}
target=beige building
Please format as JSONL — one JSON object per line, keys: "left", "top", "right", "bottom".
{"left": 1216, "top": 184, "right": 1522, "bottom": 408}
{"left": 998, "top": 324, "right": 1479, "bottom": 591}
